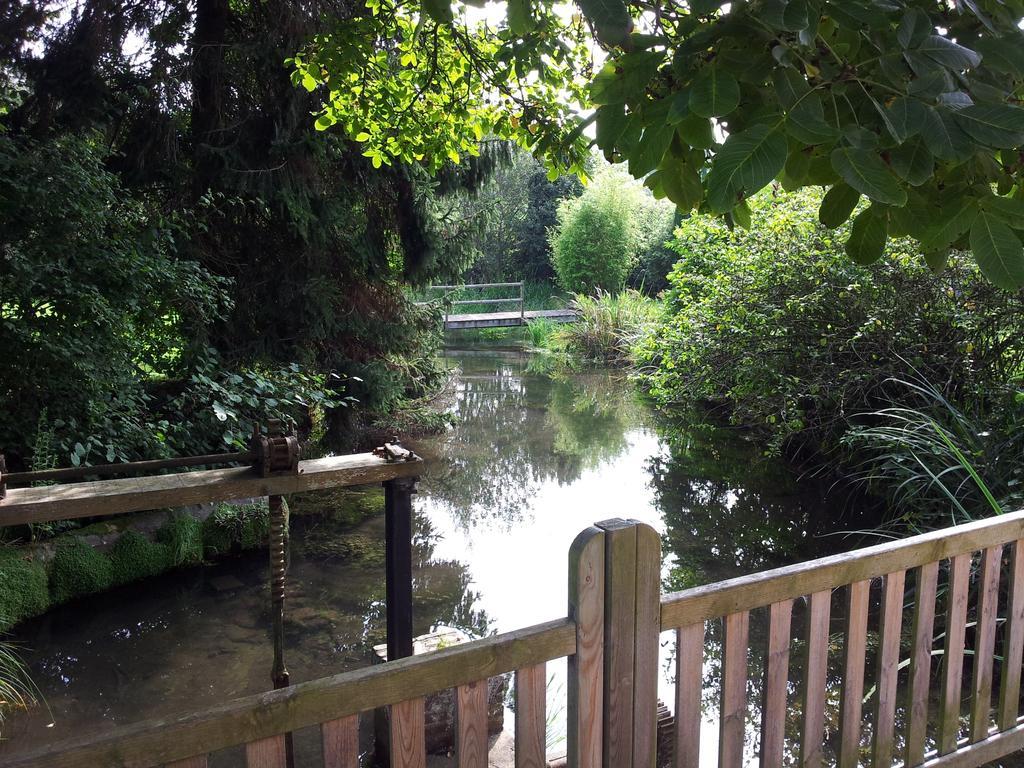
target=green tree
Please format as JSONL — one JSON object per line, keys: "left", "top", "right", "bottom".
{"left": 299, "top": 0, "right": 1024, "bottom": 287}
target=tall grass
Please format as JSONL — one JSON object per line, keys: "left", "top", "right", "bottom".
{"left": 842, "top": 376, "right": 1024, "bottom": 532}
{"left": 559, "top": 289, "right": 661, "bottom": 365}
{"left": 0, "top": 639, "right": 40, "bottom": 732}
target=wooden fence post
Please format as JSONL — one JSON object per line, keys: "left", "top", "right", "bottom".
{"left": 384, "top": 476, "right": 417, "bottom": 661}
{"left": 568, "top": 526, "right": 605, "bottom": 768}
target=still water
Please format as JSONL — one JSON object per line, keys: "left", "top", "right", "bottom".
{"left": 0, "top": 342, "right": 879, "bottom": 764}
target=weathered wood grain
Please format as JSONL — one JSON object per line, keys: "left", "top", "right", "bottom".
{"left": 632, "top": 522, "right": 661, "bottom": 768}
{"left": 165, "top": 758, "right": 207, "bottom": 768}
{"left": 674, "top": 623, "right": 704, "bottom": 768}
{"left": 661, "top": 511, "right": 1024, "bottom": 629}
{"left": 514, "top": 664, "right": 547, "bottom": 768}
{"left": 321, "top": 715, "right": 359, "bottom": 768}
{"left": 998, "top": 541, "right": 1024, "bottom": 731}
{"left": 800, "top": 591, "right": 831, "bottom": 768}
{"left": 970, "top": 545, "right": 1002, "bottom": 743}
{"left": 567, "top": 526, "right": 605, "bottom": 768}
{"left": 244, "top": 735, "right": 287, "bottom": 768}
{"left": 759, "top": 600, "right": 792, "bottom": 768}
{"left": 719, "top": 611, "right": 749, "bottom": 768}
{"left": 919, "top": 720, "right": 1024, "bottom": 767}
{"left": 0, "top": 453, "right": 423, "bottom": 526}
{"left": 7, "top": 618, "right": 574, "bottom": 768}
{"left": 390, "top": 698, "right": 426, "bottom": 768}
{"left": 872, "top": 570, "right": 906, "bottom": 768}
{"left": 940, "top": 553, "right": 972, "bottom": 755}
{"left": 907, "top": 561, "right": 940, "bottom": 767}
{"left": 456, "top": 681, "right": 488, "bottom": 768}
{"left": 838, "top": 580, "right": 869, "bottom": 768}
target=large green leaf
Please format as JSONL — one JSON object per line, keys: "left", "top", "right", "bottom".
{"left": 915, "top": 35, "right": 982, "bottom": 70}
{"left": 677, "top": 113, "right": 714, "bottom": 149}
{"left": 975, "top": 36, "right": 1024, "bottom": 76}
{"left": 845, "top": 206, "right": 888, "bottom": 265}
{"left": 706, "top": 125, "right": 787, "bottom": 212}
{"left": 689, "top": 67, "right": 740, "bottom": 118}
{"left": 981, "top": 194, "right": 1024, "bottom": 228}
{"left": 897, "top": 8, "right": 932, "bottom": 49}
{"left": 590, "top": 54, "right": 663, "bottom": 105}
{"left": 422, "top": 0, "right": 454, "bottom": 23}
{"left": 889, "top": 139, "right": 933, "bottom": 186}
{"left": 919, "top": 106, "right": 973, "bottom": 161}
{"left": 818, "top": 183, "right": 860, "bottom": 228}
{"left": 886, "top": 98, "right": 926, "bottom": 142}
{"left": 970, "top": 211, "right": 1024, "bottom": 289}
{"left": 660, "top": 159, "right": 703, "bottom": 211}
{"left": 920, "top": 198, "right": 978, "bottom": 251}
{"left": 577, "top": 0, "right": 633, "bottom": 46}
{"left": 628, "top": 123, "right": 674, "bottom": 177}
{"left": 954, "top": 105, "right": 1024, "bottom": 148}
{"left": 786, "top": 93, "right": 838, "bottom": 145}
{"left": 830, "top": 147, "right": 907, "bottom": 206}
{"left": 595, "top": 105, "right": 629, "bottom": 154}
{"left": 507, "top": 0, "right": 534, "bottom": 35}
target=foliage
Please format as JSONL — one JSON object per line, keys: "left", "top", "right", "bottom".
{"left": 155, "top": 515, "right": 204, "bottom": 567}
{"left": 550, "top": 165, "right": 672, "bottom": 294}
{"left": 108, "top": 532, "right": 172, "bottom": 587}
{"left": 201, "top": 502, "right": 270, "bottom": 557}
{"left": 526, "top": 317, "right": 560, "bottom": 350}
{"left": 48, "top": 539, "right": 113, "bottom": 604}
{"left": 843, "top": 377, "right": 1024, "bottom": 530}
{"left": 0, "top": 548, "right": 49, "bottom": 633}
{"left": 637, "top": 188, "right": 1024, "bottom": 455}
{"left": 301, "top": 0, "right": 1024, "bottom": 287}
{"left": 0, "top": 639, "right": 40, "bottom": 733}
{"left": 561, "top": 290, "right": 661, "bottom": 364}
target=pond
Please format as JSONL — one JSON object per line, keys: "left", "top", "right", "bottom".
{"left": 0, "top": 341, "right": 882, "bottom": 765}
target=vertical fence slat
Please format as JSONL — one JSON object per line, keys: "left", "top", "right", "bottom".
{"left": 940, "top": 552, "right": 972, "bottom": 755}
{"left": 838, "top": 580, "right": 869, "bottom": 768}
{"left": 719, "top": 611, "right": 749, "bottom": 768}
{"left": 872, "top": 570, "right": 906, "bottom": 768}
{"left": 998, "top": 541, "right": 1024, "bottom": 731}
{"left": 515, "top": 664, "right": 547, "bottom": 768}
{"left": 321, "top": 715, "right": 359, "bottom": 768}
{"left": 245, "top": 736, "right": 287, "bottom": 768}
{"left": 906, "top": 560, "right": 939, "bottom": 767}
{"left": 457, "top": 680, "right": 488, "bottom": 768}
{"left": 633, "top": 523, "right": 662, "bottom": 768}
{"left": 800, "top": 590, "right": 831, "bottom": 768}
{"left": 760, "top": 600, "right": 793, "bottom": 768}
{"left": 390, "top": 698, "right": 426, "bottom": 768}
{"left": 970, "top": 545, "right": 1003, "bottom": 743}
{"left": 166, "top": 758, "right": 208, "bottom": 768}
{"left": 598, "top": 519, "right": 638, "bottom": 768}
{"left": 675, "top": 622, "right": 704, "bottom": 768}
{"left": 568, "top": 527, "right": 605, "bottom": 768}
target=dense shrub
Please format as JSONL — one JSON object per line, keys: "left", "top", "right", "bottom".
{"left": 637, "top": 188, "right": 1024, "bottom": 456}
{"left": 156, "top": 514, "right": 204, "bottom": 566}
{"left": 108, "top": 532, "right": 172, "bottom": 586}
{"left": 49, "top": 539, "right": 113, "bottom": 604}
{"left": 0, "top": 548, "right": 49, "bottom": 632}
{"left": 561, "top": 290, "right": 661, "bottom": 365}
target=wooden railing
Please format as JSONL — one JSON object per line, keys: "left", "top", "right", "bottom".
{"left": 425, "top": 281, "right": 525, "bottom": 323}
{"left": 10, "top": 511, "right": 1024, "bottom": 768}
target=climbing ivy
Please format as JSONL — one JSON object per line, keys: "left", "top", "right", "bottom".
{"left": 299, "top": 0, "right": 1024, "bottom": 287}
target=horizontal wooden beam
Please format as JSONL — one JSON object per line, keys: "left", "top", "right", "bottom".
{"left": 6, "top": 618, "right": 576, "bottom": 768}
{"left": 920, "top": 720, "right": 1024, "bottom": 767}
{"left": 429, "top": 282, "right": 522, "bottom": 290}
{"left": 0, "top": 453, "right": 423, "bottom": 527}
{"left": 661, "top": 509, "right": 1024, "bottom": 629}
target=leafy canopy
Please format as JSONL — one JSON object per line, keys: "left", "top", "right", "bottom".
{"left": 297, "top": 0, "right": 1024, "bottom": 287}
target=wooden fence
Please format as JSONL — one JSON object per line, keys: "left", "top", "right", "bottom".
{"left": 8, "top": 505, "right": 1024, "bottom": 767}
{"left": 425, "top": 282, "right": 525, "bottom": 323}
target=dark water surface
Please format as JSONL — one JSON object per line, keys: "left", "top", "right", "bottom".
{"left": 0, "top": 342, "right": 880, "bottom": 764}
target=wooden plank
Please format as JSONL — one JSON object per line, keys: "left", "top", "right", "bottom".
{"left": 872, "top": 570, "right": 906, "bottom": 768}
{"left": 998, "top": 541, "right": 1024, "bottom": 731}
{"left": 390, "top": 698, "right": 426, "bottom": 768}
{"left": 321, "top": 715, "right": 359, "bottom": 768}
{"left": 597, "top": 518, "right": 637, "bottom": 768}
{"left": 514, "top": 664, "right": 547, "bottom": 768}
{"left": 165, "top": 759, "right": 207, "bottom": 768}
{"left": 660, "top": 510, "right": 1024, "bottom": 629}
{"left": 633, "top": 522, "right": 662, "bottom": 768}
{"left": 719, "top": 611, "right": 749, "bottom": 768}
{"left": 759, "top": 600, "right": 792, "bottom": 768}
{"left": 0, "top": 453, "right": 423, "bottom": 526}
{"left": 245, "top": 735, "right": 287, "bottom": 768}
{"left": 567, "top": 526, "right": 605, "bottom": 768}
{"left": 799, "top": 591, "right": 831, "bottom": 768}
{"left": 907, "top": 561, "right": 940, "bottom": 767}
{"left": 838, "top": 580, "right": 869, "bottom": 768}
{"left": 919, "top": 720, "right": 1024, "bottom": 767}
{"left": 674, "top": 623, "right": 704, "bottom": 768}
{"left": 8, "top": 618, "right": 575, "bottom": 768}
{"left": 456, "top": 680, "right": 488, "bottom": 768}
{"left": 970, "top": 545, "right": 1002, "bottom": 742}
{"left": 939, "top": 553, "right": 971, "bottom": 755}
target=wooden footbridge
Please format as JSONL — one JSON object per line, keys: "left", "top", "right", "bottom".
{"left": 7, "top": 444, "right": 1024, "bottom": 768}
{"left": 422, "top": 282, "right": 577, "bottom": 330}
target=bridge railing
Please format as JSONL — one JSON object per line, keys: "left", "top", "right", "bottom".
{"left": 11, "top": 511, "right": 1024, "bottom": 768}
{"left": 425, "top": 281, "right": 525, "bottom": 323}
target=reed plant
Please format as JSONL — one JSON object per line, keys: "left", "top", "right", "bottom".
{"left": 559, "top": 289, "right": 661, "bottom": 365}
{"left": 0, "top": 639, "right": 40, "bottom": 732}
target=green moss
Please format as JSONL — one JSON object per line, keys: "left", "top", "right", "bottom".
{"left": 0, "top": 547, "right": 50, "bottom": 632}
{"left": 156, "top": 514, "right": 203, "bottom": 565}
{"left": 49, "top": 538, "right": 113, "bottom": 604}
{"left": 107, "top": 531, "right": 172, "bottom": 586}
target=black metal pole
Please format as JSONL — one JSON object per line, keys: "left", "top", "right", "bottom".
{"left": 384, "top": 476, "right": 417, "bottom": 661}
